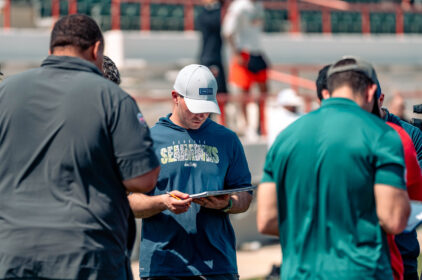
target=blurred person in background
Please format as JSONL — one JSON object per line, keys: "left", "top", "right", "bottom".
{"left": 129, "top": 64, "right": 253, "bottom": 280}
{"left": 388, "top": 93, "right": 408, "bottom": 122}
{"left": 381, "top": 99, "right": 422, "bottom": 161}
{"left": 266, "top": 88, "right": 303, "bottom": 147}
{"left": 0, "top": 14, "right": 160, "bottom": 279}
{"left": 197, "top": 0, "right": 228, "bottom": 95}
{"left": 222, "top": 0, "right": 269, "bottom": 139}
{"left": 377, "top": 89, "right": 422, "bottom": 167}
{"left": 103, "top": 55, "right": 121, "bottom": 85}
{"left": 257, "top": 57, "right": 410, "bottom": 279}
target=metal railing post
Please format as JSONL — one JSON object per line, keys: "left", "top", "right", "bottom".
{"left": 361, "top": 6, "right": 370, "bottom": 34}
{"left": 69, "top": 0, "right": 77, "bottom": 14}
{"left": 322, "top": 8, "right": 331, "bottom": 34}
{"left": 288, "top": 0, "right": 300, "bottom": 33}
{"left": 3, "top": 0, "right": 10, "bottom": 29}
{"left": 184, "top": 0, "right": 194, "bottom": 31}
{"left": 111, "top": 0, "right": 121, "bottom": 30}
{"left": 52, "top": 0, "right": 60, "bottom": 20}
{"left": 141, "top": 0, "right": 150, "bottom": 31}
{"left": 396, "top": 5, "right": 404, "bottom": 35}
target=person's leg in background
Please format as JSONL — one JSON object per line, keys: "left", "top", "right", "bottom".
{"left": 227, "top": 53, "right": 253, "bottom": 137}
{"left": 208, "top": 63, "right": 229, "bottom": 125}
{"left": 255, "top": 70, "right": 268, "bottom": 136}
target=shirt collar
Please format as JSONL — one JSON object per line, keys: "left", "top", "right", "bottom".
{"left": 320, "top": 97, "right": 360, "bottom": 108}
{"left": 41, "top": 55, "right": 103, "bottom": 77}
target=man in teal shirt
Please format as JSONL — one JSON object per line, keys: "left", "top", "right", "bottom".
{"left": 257, "top": 57, "right": 410, "bottom": 279}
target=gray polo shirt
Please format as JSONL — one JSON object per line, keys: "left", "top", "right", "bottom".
{"left": 0, "top": 55, "right": 159, "bottom": 279}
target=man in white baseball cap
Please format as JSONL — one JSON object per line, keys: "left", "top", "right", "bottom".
{"left": 129, "top": 64, "right": 253, "bottom": 280}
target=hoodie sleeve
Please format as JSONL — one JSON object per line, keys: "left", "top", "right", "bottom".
{"left": 224, "top": 132, "right": 252, "bottom": 189}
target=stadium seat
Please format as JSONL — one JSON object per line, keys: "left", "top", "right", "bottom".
{"left": 120, "top": 3, "right": 140, "bottom": 30}
{"left": 99, "top": 15, "right": 111, "bottom": 31}
{"left": 300, "top": 10, "right": 322, "bottom": 33}
{"left": 370, "top": 12, "right": 396, "bottom": 33}
{"left": 264, "top": 9, "right": 288, "bottom": 32}
{"left": 77, "top": 0, "right": 101, "bottom": 15}
{"left": 150, "top": 4, "right": 184, "bottom": 31}
{"left": 404, "top": 13, "right": 422, "bottom": 33}
{"left": 39, "top": 0, "right": 52, "bottom": 17}
{"left": 331, "top": 11, "right": 362, "bottom": 33}
{"left": 33, "top": 0, "right": 422, "bottom": 34}
{"left": 59, "top": 0, "right": 68, "bottom": 15}
{"left": 100, "top": 0, "right": 110, "bottom": 16}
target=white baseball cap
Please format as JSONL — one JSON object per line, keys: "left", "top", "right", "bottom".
{"left": 277, "top": 88, "right": 302, "bottom": 107}
{"left": 173, "top": 64, "right": 221, "bottom": 114}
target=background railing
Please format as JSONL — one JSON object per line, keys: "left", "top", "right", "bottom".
{"left": 2, "top": 0, "right": 422, "bottom": 34}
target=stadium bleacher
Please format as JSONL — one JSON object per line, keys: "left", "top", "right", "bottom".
{"left": 370, "top": 12, "right": 396, "bottom": 33}
{"left": 300, "top": 10, "right": 322, "bottom": 33}
{"left": 405, "top": 12, "right": 422, "bottom": 32}
{"left": 12, "top": 0, "right": 422, "bottom": 34}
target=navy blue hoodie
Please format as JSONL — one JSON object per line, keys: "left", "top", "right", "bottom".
{"left": 139, "top": 114, "right": 251, "bottom": 277}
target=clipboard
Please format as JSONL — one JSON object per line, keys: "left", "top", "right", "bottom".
{"left": 404, "top": 201, "right": 422, "bottom": 232}
{"left": 189, "top": 185, "right": 257, "bottom": 199}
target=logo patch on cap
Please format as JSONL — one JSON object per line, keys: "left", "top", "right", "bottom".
{"left": 199, "top": 88, "right": 213, "bottom": 95}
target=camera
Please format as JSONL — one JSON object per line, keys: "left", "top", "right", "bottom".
{"left": 412, "top": 104, "right": 422, "bottom": 130}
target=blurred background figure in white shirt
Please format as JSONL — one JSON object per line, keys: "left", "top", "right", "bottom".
{"left": 266, "top": 88, "right": 303, "bottom": 147}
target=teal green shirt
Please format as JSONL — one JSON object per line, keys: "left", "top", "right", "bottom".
{"left": 262, "top": 98, "right": 406, "bottom": 280}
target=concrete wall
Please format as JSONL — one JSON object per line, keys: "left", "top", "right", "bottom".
{"left": 0, "top": 30, "right": 422, "bottom": 66}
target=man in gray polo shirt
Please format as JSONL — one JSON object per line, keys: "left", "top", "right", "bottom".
{"left": 0, "top": 14, "right": 160, "bottom": 279}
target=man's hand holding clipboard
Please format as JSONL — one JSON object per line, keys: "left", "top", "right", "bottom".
{"left": 190, "top": 185, "right": 256, "bottom": 213}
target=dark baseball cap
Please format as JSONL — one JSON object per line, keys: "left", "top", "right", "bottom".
{"left": 327, "top": 56, "right": 381, "bottom": 98}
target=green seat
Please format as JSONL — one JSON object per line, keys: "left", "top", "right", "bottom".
{"left": 77, "top": 0, "right": 90, "bottom": 14}
{"left": 40, "top": 0, "right": 52, "bottom": 17}
{"left": 300, "top": 10, "right": 322, "bottom": 33}
{"left": 404, "top": 13, "right": 422, "bottom": 34}
{"left": 370, "top": 12, "right": 395, "bottom": 33}
{"left": 58, "top": 0, "right": 67, "bottom": 15}
{"left": 331, "top": 11, "right": 361, "bottom": 33}
{"left": 100, "top": 0, "right": 110, "bottom": 16}
{"left": 171, "top": 6, "right": 184, "bottom": 18}
{"left": 99, "top": 15, "right": 111, "bottom": 31}
{"left": 264, "top": 9, "right": 287, "bottom": 32}
{"left": 150, "top": 4, "right": 184, "bottom": 31}
{"left": 77, "top": 0, "right": 101, "bottom": 15}
{"left": 120, "top": 3, "right": 140, "bottom": 30}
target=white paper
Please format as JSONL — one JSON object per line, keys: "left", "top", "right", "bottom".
{"left": 189, "top": 185, "right": 257, "bottom": 199}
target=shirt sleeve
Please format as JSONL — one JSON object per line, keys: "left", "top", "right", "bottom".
{"left": 395, "top": 125, "right": 422, "bottom": 200}
{"left": 109, "top": 96, "right": 159, "bottom": 180}
{"left": 401, "top": 120, "right": 422, "bottom": 167}
{"left": 403, "top": 139, "right": 422, "bottom": 201}
{"left": 222, "top": 2, "right": 241, "bottom": 37}
{"left": 224, "top": 133, "right": 252, "bottom": 189}
{"left": 374, "top": 127, "right": 406, "bottom": 190}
